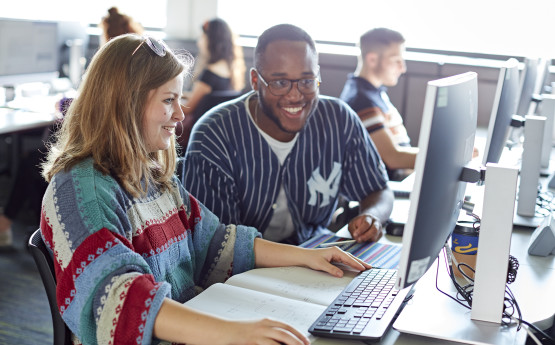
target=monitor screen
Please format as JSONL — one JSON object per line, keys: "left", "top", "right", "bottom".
{"left": 0, "top": 18, "right": 59, "bottom": 86}
{"left": 482, "top": 58, "right": 520, "bottom": 165}
{"left": 396, "top": 72, "right": 478, "bottom": 290}
{"left": 516, "top": 58, "right": 540, "bottom": 116}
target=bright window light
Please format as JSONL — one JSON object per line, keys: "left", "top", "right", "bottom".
{"left": 218, "top": 0, "right": 555, "bottom": 58}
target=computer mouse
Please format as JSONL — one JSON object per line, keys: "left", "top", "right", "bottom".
{"left": 386, "top": 222, "right": 404, "bottom": 236}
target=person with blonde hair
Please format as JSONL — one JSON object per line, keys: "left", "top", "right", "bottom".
{"left": 0, "top": 8, "right": 144, "bottom": 249}
{"left": 40, "top": 33, "right": 370, "bottom": 345}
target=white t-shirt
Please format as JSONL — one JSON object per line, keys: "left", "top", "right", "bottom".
{"left": 248, "top": 104, "right": 297, "bottom": 242}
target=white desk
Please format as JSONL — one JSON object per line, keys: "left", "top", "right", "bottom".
{"left": 0, "top": 94, "right": 61, "bottom": 135}
{"left": 333, "top": 197, "right": 555, "bottom": 345}
{"left": 0, "top": 108, "right": 56, "bottom": 135}
{"left": 1, "top": 97, "right": 58, "bottom": 176}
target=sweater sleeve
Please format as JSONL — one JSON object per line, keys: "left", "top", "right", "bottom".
{"left": 176, "top": 179, "right": 261, "bottom": 289}
{"left": 40, "top": 166, "right": 170, "bottom": 345}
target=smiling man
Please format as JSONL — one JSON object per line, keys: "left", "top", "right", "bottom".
{"left": 182, "top": 24, "right": 393, "bottom": 245}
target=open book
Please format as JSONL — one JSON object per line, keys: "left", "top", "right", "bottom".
{"left": 184, "top": 266, "right": 365, "bottom": 344}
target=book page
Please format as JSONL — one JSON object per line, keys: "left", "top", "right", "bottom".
{"left": 225, "top": 266, "right": 359, "bottom": 306}
{"left": 184, "top": 282, "right": 326, "bottom": 338}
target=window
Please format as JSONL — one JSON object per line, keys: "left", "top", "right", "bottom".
{"left": 218, "top": 0, "right": 555, "bottom": 58}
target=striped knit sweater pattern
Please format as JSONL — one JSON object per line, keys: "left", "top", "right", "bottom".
{"left": 40, "top": 158, "right": 260, "bottom": 345}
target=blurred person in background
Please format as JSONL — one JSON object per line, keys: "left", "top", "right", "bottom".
{"left": 178, "top": 18, "right": 246, "bottom": 149}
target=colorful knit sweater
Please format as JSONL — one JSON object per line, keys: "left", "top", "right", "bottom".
{"left": 40, "top": 158, "right": 260, "bottom": 345}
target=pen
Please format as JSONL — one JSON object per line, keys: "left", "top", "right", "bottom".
{"left": 318, "top": 239, "right": 357, "bottom": 248}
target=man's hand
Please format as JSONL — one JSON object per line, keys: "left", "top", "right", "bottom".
{"left": 347, "top": 213, "right": 383, "bottom": 243}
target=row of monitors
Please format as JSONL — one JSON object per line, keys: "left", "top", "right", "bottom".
{"left": 398, "top": 55, "right": 552, "bottom": 291}
{"left": 483, "top": 57, "right": 552, "bottom": 167}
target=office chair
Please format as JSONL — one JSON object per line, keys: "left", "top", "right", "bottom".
{"left": 178, "top": 90, "right": 243, "bottom": 152}
{"left": 192, "top": 90, "right": 243, "bottom": 120}
{"left": 28, "top": 229, "right": 72, "bottom": 345}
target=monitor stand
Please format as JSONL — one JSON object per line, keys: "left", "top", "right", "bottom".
{"left": 392, "top": 256, "right": 526, "bottom": 345}
{"left": 513, "top": 212, "right": 545, "bottom": 229}
{"left": 514, "top": 115, "right": 547, "bottom": 229}
{"left": 539, "top": 96, "right": 555, "bottom": 177}
{"left": 394, "top": 164, "right": 527, "bottom": 344}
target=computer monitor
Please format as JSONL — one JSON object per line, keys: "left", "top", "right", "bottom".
{"left": 0, "top": 18, "right": 59, "bottom": 87}
{"left": 516, "top": 57, "right": 540, "bottom": 116}
{"left": 482, "top": 58, "right": 520, "bottom": 165}
{"left": 396, "top": 71, "right": 478, "bottom": 290}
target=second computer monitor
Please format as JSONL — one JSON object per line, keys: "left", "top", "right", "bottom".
{"left": 516, "top": 57, "right": 540, "bottom": 116}
{"left": 0, "top": 18, "right": 59, "bottom": 86}
{"left": 482, "top": 58, "right": 520, "bottom": 165}
{"left": 396, "top": 72, "right": 478, "bottom": 290}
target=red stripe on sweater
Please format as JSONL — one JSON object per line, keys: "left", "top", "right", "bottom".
{"left": 186, "top": 194, "right": 202, "bottom": 230}
{"left": 132, "top": 195, "right": 202, "bottom": 258}
{"left": 55, "top": 228, "right": 131, "bottom": 315}
{"left": 112, "top": 274, "right": 162, "bottom": 344}
{"left": 132, "top": 208, "right": 190, "bottom": 258}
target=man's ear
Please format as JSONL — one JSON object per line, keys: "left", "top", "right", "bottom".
{"left": 364, "top": 52, "right": 379, "bottom": 68}
{"left": 250, "top": 68, "right": 259, "bottom": 91}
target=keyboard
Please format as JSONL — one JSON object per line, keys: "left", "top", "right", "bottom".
{"left": 388, "top": 172, "right": 415, "bottom": 199}
{"left": 309, "top": 268, "right": 413, "bottom": 342}
{"left": 392, "top": 189, "right": 410, "bottom": 198}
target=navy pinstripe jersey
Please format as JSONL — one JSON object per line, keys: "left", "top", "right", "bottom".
{"left": 182, "top": 91, "right": 388, "bottom": 244}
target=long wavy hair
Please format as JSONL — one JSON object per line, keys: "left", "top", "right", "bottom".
{"left": 42, "top": 34, "right": 192, "bottom": 197}
{"left": 202, "top": 18, "right": 245, "bottom": 91}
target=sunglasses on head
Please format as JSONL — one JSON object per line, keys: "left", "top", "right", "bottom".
{"left": 131, "top": 36, "right": 167, "bottom": 57}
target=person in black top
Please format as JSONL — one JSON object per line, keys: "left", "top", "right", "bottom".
{"left": 178, "top": 18, "right": 246, "bottom": 149}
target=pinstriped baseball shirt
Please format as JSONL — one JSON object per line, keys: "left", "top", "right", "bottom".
{"left": 182, "top": 91, "right": 388, "bottom": 244}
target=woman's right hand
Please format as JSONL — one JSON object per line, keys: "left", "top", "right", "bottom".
{"left": 154, "top": 298, "right": 310, "bottom": 345}
{"left": 221, "top": 318, "right": 310, "bottom": 345}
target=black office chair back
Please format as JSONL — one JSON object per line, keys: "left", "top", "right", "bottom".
{"left": 178, "top": 90, "right": 243, "bottom": 153}
{"left": 28, "top": 229, "right": 72, "bottom": 345}
{"left": 192, "top": 90, "right": 243, "bottom": 121}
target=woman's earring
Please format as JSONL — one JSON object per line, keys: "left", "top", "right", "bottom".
{"left": 176, "top": 120, "right": 183, "bottom": 138}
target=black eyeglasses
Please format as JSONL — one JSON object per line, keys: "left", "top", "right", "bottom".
{"left": 132, "top": 36, "right": 167, "bottom": 57}
{"left": 255, "top": 69, "right": 321, "bottom": 96}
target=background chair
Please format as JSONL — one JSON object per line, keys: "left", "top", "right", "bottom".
{"left": 28, "top": 229, "right": 72, "bottom": 345}
{"left": 192, "top": 90, "right": 243, "bottom": 120}
{"left": 178, "top": 90, "right": 243, "bottom": 152}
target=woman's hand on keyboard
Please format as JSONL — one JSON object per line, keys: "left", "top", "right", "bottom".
{"left": 301, "top": 246, "right": 372, "bottom": 278}
{"left": 253, "top": 237, "right": 371, "bottom": 278}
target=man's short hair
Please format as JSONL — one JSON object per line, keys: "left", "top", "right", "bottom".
{"left": 359, "top": 28, "right": 405, "bottom": 57}
{"left": 254, "top": 24, "right": 317, "bottom": 70}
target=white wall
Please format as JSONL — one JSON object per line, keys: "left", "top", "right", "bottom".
{"left": 165, "top": 0, "right": 218, "bottom": 39}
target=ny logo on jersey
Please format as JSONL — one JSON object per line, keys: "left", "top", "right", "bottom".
{"left": 307, "top": 162, "right": 342, "bottom": 207}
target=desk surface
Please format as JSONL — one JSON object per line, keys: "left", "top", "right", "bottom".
{"left": 334, "top": 199, "right": 555, "bottom": 345}
{"left": 0, "top": 95, "right": 60, "bottom": 135}
{"left": 0, "top": 108, "right": 56, "bottom": 135}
